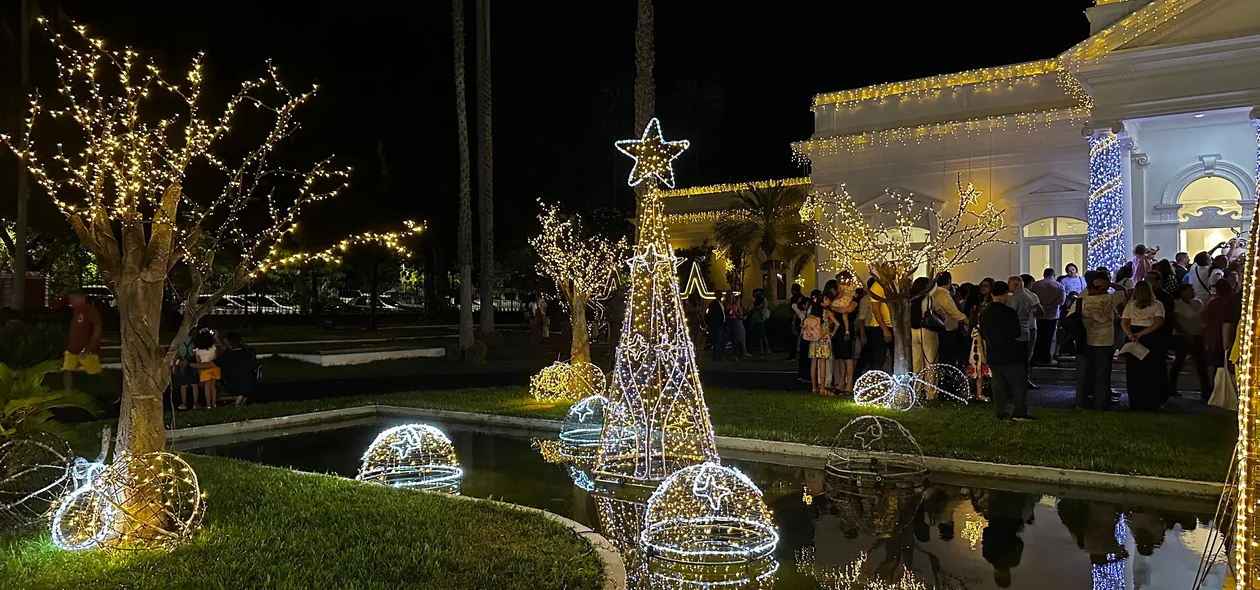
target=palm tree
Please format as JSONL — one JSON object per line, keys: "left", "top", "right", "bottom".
{"left": 632, "top": 0, "right": 654, "bottom": 219}
{"left": 475, "top": 0, "right": 495, "bottom": 341}
{"left": 712, "top": 184, "right": 811, "bottom": 304}
{"left": 452, "top": 0, "right": 474, "bottom": 353}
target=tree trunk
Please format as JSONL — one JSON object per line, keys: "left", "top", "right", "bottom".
{"left": 11, "top": 0, "right": 31, "bottom": 311}
{"left": 452, "top": 0, "right": 474, "bottom": 351}
{"left": 631, "top": 0, "right": 654, "bottom": 219}
{"left": 570, "top": 292, "right": 590, "bottom": 364}
{"left": 887, "top": 297, "right": 913, "bottom": 376}
{"left": 114, "top": 278, "right": 169, "bottom": 456}
{"left": 475, "top": 0, "right": 495, "bottom": 340}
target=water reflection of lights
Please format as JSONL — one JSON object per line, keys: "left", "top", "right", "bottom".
{"left": 797, "top": 549, "right": 929, "bottom": 590}
{"left": 961, "top": 514, "right": 987, "bottom": 550}
{"left": 1091, "top": 515, "right": 1128, "bottom": 590}
{"left": 356, "top": 424, "right": 462, "bottom": 493}
{"left": 641, "top": 463, "right": 779, "bottom": 565}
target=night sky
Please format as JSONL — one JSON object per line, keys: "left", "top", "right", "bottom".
{"left": 3, "top": 0, "right": 1096, "bottom": 263}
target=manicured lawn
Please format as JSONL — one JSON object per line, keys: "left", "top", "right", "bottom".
{"left": 159, "top": 386, "right": 1236, "bottom": 483}
{"left": 0, "top": 455, "right": 603, "bottom": 590}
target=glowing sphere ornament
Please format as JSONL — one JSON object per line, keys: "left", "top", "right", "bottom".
{"left": 357, "top": 424, "right": 462, "bottom": 493}
{"left": 50, "top": 458, "right": 110, "bottom": 551}
{"left": 0, "top": 433, "right": 74, "bottom": 527}
{"left": 854, "top": 364, "right": 968, "bottom": 411}
{"left": 55, "top": 452, "right": 207, "bottom": 552}
{"left": 529, "top": 360, "right": 607, "bottom": 403}
{"left": 641, "top": 463, "right": 778, "bottom": 565}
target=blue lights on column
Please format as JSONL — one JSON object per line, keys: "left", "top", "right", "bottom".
{"left": 1088, "top": 132, "right": 1126, "bottom": 271}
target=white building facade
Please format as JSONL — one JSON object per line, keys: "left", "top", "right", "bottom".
{"left": 794, "top": 0, "right": 1260, "bottom": 285}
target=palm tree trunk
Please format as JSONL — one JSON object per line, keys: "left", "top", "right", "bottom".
{"left": 452, "top": 0, "right": 474, "bottom": 351}
{"left": 475, "top": 0, "right": 495, "bottom": 340}
{"left": 632, "top": 0, "right": 654, "bottom": 219}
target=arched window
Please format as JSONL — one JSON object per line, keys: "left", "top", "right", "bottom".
{"left": 1178, "top": 176, "right": 1244, "bottom": 256}
{"left": 1022, "top": 216, "right": 1086, "bottom": 275}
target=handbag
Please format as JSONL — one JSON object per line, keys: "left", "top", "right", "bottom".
{"left": 922, "top": 295, "right": 946, "bottom": 333}
{"left": 1210, "top": 367, "right": 1239, "bottom": 411}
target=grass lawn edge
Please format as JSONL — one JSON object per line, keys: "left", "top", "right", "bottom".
{"left": 1, "top": 455, "right": 606, "bottom": 590}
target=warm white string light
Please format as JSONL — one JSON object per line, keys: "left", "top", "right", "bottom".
{"left": 596, "top": 118, "right": 720, "bottom": 484}
{"left": 357, "top": 424, "right": 462, "bottom": 494}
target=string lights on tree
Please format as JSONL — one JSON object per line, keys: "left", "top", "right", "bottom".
{"left": 530, "top": 201, "right": 629, "bottom": 366}
{"left": 255, "top": 220, "right": 425, "bottom": 275}
{"left": 801, "top": 175, "right": 1010, "bottom": 376}
{"left": 0, "top": 19, "right": 354, "bottom": 457}
{"left": 595, "top": 118, "right": 719, "bottom": 484}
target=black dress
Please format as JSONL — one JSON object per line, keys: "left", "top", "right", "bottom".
{"left": 831, "top": 309, "right": 857, "bottom": 360}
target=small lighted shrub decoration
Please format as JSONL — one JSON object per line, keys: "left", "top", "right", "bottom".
{"left": 640, "top": 462, "right": 778, "bottom": 564}
{"left": 357, "top": 424, "right": 462, "bottom": 493}
{"left": 529, "top": 360, "right": 607, "bottom": 403}
{"left": 51, "top": 452, "right": 206, "bottom": 552}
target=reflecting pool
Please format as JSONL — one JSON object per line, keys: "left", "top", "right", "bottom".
{"left": 185, "top": 420, "right": 1227, "bottom": 589}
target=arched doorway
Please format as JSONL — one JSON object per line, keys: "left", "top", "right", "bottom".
{"left": 1023, "top": 217, "right": 1086, "bottom": 275}
{"left": 1178, "top": 176, "right": 1244, "bottom": 256}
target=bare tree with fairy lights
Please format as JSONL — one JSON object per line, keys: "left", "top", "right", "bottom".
{"left": 801, "top": 175, "right": 1010, "bottom": 377}
{"left": 0, "top": 20, "right": 361, "bottom": 456}
{"left": 529, "top": 202, "right": 628, "bottom": 364}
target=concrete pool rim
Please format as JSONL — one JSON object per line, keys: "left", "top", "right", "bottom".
{"left": 168, "top": 404, "right": 1225, "bottom": 500}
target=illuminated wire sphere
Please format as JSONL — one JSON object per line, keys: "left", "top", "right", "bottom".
{"left": 357, "top": 424, "right": 463, "bottom": 493}
{"left": 854, "top": 364, "right": 969, "bottom": 410}
{"left": 826, "top": 416, "right": 927, "bottom": 480}
{"left": 641, "top": 463, "right": 779, "bottom": 565}
{"left": 0, "top": 433, "right": 74, "bottom": 527}
{"left": 50, "top": 458, "right": 110, "bottom": 551}
{"left": 824, "top": 417, "right": 926, "bottom": 539}
{"left": 529, "top": 361, "right": 608, "bottom": 403}
{"left": 89, "top": 452, "right": 207, "bottom": 551}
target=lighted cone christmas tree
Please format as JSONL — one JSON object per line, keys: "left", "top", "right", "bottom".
{"left": 595, "top": 118, "right": 719, "bottom": 483}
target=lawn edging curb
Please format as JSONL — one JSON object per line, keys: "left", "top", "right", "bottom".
{"left": 169, "top": 405, "right": 1225, "bottom": 499}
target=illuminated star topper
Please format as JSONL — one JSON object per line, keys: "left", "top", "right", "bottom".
{"left": 615, "top": 117, "right": 689, "bottom": 189}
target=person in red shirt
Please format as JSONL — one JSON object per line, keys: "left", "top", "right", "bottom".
{"left": 62, "top": 291, "right": 103, "bottom": 390}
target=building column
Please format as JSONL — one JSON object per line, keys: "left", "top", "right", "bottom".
{"left": 1085, "top": 123, "right": 1127, "bottom": 272}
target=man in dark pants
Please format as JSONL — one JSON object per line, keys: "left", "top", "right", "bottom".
{"left": 981, "top": 282, "right": 1034, "bottom": 420}
{"left": 707, "top": 290, "right": 727, "bottom": 361}
{"left": 864, "top": 278, "right": 893, "bottom": 375}
{"left": 786, "top": 283, "right": 804, "bottom": 361}
{"left": 1075, "top": 272, "right": 1127, "bottom": 409}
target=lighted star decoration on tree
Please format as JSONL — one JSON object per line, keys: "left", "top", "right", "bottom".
{"left": 614, "top": 117, "right": 690, "bottom": 189}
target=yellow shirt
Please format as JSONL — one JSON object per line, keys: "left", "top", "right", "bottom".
{"left": 867, "top": 282, "right": 892, "bottom": 328}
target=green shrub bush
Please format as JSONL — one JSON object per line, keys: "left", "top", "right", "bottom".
{"left": 0, "top": 322, "right": 67, "bottom": 369}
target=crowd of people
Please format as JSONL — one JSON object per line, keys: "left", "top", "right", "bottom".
{"left": 699, "top": 238, "right": 1249, "bottom": 421}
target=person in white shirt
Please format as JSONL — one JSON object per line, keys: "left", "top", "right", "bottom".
{"left": 1169, "top": 283, "right": 1211, "bottom": 399}
{"left": 1007, "top": 276, "right": 1043, "bottom": 389}
{"left": 927, "top": 272, "right": 969, "bottom": 396}
{"left": 1058, "top": 263, "right": 1087, "bottom": 299}
{"left": 1121, "top": 281, "right": 1167, "bottom": 411}
{"left": 1187, "top": 250, "right": 1226, "bottom": 303}
{"left": 1073, "top": 271, "right": 1128, "bottom": 409}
